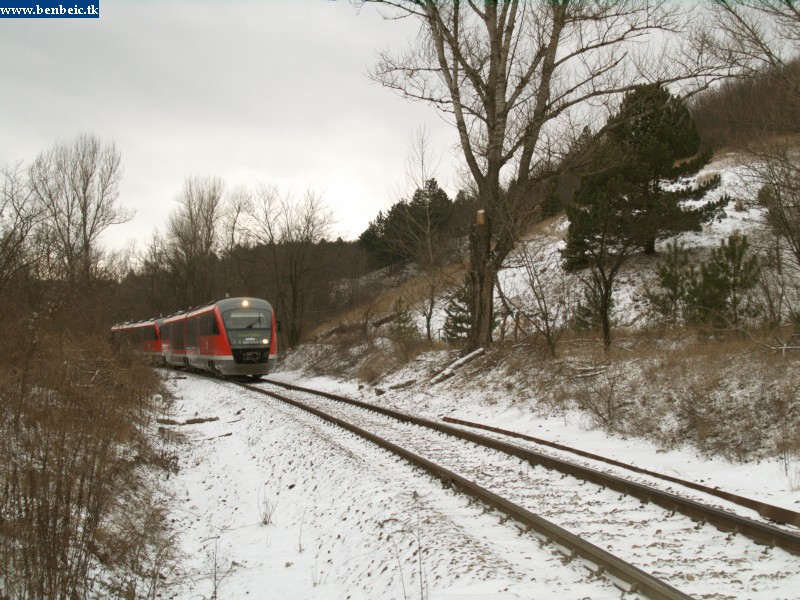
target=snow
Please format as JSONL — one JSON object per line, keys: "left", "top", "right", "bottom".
{"left": 157, "top": 364, "right": 799, "bottom": 599}
{"left": 154, "top": 154, "right": 800, "bottom": 598}
{"left": 161, "top": 373, "right": 632, "bottom": 599}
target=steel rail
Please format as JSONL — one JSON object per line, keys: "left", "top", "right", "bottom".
{"left": 258, "top": 378, "right": 800, "bottom": 556}
{"left": 442, "top": 415, "right": 800, "bottom": 528}
{"left": 244, "top": 382, "right": 693, "bottom": 600}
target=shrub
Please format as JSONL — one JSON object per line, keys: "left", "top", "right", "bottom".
{"left": 442, "top": 283, "right": 471, "bottom": 345}
{"left": 0, "top": 329, "right": 173, "bottom": 599}
{"left": 686, "top": 232, "right": 761, "bottom": 327}
{"left": 645, "top": 240, "right": 691, "bottom": 325}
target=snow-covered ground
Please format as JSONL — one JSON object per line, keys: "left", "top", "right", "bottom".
{"left": 160, "top": 374, "right": 634, "bottom": 599}
{"left": 154, "top": 154, "right": 799, "bottom": 598}
{"left": 158, "top": 364, "right": 799, "bottom": 600}
{"left": 417, "top": 154, "right": 782, "bottom": 340}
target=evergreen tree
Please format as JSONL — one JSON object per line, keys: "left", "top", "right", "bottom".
{"left": 605, "top": 83, "right": 727, "bottom": 255}
{"left": 358, "top": 179, "right": 454, "bottom": 269}
{"left": 358, "top": 210, "right": 399, "bottom": 269}
{"left": 391, "top": 296, "right": 420, "bottom": 360}
{"left": 443, "top": 281, "right": 472, "bottom": 343}
{"left": 562, "top": 84, "right": 730, "bottom": 348}
{"left": 563, "top": 173, "right": 639, "bottom": 347}
{"left": 644, "top": 240, "right": 692, "bottom": 325}
{"left": 563, "top": 83, "right": 728, "bottom": 270}
{"left": 391, "top": 297, "right": 418, "bottom": 340}
{"left": 686, "top": 232, "right": 761, "bottom": 327}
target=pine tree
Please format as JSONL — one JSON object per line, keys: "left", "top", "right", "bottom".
{"left": 686, "top": 232, "right": 761, "bottom": 327}
{"left": 443, "top": 282, "right": 472, "bottom": 343}
{"left": 391, "top": 296, "right": 420, "bottom": 360}
{"left": 645, "top": 240, "right": 692, "bottom": 324}
{"left": 562, "top": 84, "right": 730, "bottom": 347}
{"left": 605, "top": 83, "right": 727, "bottom": 255}
{"left": 358, "top": 179, "right": 454, "bottom": 268}
{"left": 391, "top": 297, "right": 418, "bottom": 340}
{"left": 563, "top": 83, "right": 728, "bottom": 270}
{"left": 563, "top": 173, "right": 638, "bottom": 347}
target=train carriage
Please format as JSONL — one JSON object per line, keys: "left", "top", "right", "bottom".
{"left": 160, "top": 311, "right": 188, "bottom": 368}
{"left": 186, "top": 297, "right": 277, "bottom": 377}
{"left": 116, "top": 297, "right": 277, "bottom": 378}
{"left": 111, "top": 318, "right": 164, "bottom": 364}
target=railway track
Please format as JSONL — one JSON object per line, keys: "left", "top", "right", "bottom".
{"left": 441, "top": 415, "right": 800, "bottom": 528}
{"left": 236, "top": 376, "right": 800, "bottom": 600}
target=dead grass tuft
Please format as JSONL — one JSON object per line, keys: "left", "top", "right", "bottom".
{"left": 0, "top": 326, "right": 178, "bottom": 598}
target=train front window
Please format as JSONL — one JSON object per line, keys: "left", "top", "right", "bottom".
{"left": 222, "top": 308, "right": 272, "bottom": 346}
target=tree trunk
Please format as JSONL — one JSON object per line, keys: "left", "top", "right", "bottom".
{"left": 599, "top": 278, "right": 613, "bottom": 350}
{"left": 466, "top": 214, "right": 495, "bottom": 352}
{"left": 600, "top": 305, "right": 612, "bottom": 350}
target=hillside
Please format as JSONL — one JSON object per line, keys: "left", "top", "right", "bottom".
{"left": 156, "top": 187, "right": 800, "bottom": 598}
{"left": 277, "top": 151, "right": 800, "bottom": 471}
{"left": 153, "top": 144, "right": 800, "bottom": 600}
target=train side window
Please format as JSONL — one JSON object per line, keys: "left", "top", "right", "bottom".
{"left": 174, "top": 322, "right": 185, "bottom": 350}
{"left": 187, "top": 318, "right": 198, "bottom": 347}
{"left": 200, "top": 314, "right": 214, "bottom": 336}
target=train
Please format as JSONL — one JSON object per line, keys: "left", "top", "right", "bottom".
{"left": 111, "top": 297, "right": 278, "bottom": 378}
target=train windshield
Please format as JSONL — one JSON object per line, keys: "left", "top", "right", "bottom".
{"left": 222, "top": 308, "right": 272, "bottom": 346}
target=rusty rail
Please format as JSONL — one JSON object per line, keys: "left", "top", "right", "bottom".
{"left": 259, "top": 378, "right": 800, "bottom": 556}
{"left": 442, "top": 415, "right": 800, "bottom": 528}
{"left": 246, "top": 383, "right": 692, "bottom": 600}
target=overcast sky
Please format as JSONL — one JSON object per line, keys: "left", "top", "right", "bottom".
{"left": 0, "top": 0, "right": 461, "bottom": 251}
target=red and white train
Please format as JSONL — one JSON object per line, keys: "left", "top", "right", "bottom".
{"left": 112, "top": 297, "right": 277, "bottom": 378}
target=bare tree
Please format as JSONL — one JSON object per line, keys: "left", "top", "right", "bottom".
{"left": 28, "top": 133, "right": 129, "bottom": 285}
{"left": 221, "top": 186, "right": 252, "bottom": 256}
{"left": 703, "top": 1, "right": 800, "bottom": 80}
{"left": 0, "top": 163, "right": 39, "bottom": 293}
{"left": 246, "top": 187, "right": 334, "bottom": 347}
{"left": 501, "top": 237, "right": 575, "bottom": 356}
{"left": 138, "top": 231, "right": 173, "bottom": 317}
{"left": 392, "top": 129, "right": 457, "bottom": 341}
{"left": 166, "top": 176, "right": 225, "bottom": 307}
{"left": 366, "top": 0, "right": 723, "bottom": 351}
{"left": 404, "top": 126, "right": 441, "bottom": 192}
{"left": 218, "top": 185, "right": 253, "bottom": 294}
{"left": 400, "top": 189, "right": 458, "bottom": 341}
{"left": 756, "top": 150, "right": 800, "bottom": 272}
{"left": 702, "top": 1, "right": 800, "bottom": 323}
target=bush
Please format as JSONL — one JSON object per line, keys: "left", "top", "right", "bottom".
{"left": 686, "top": 232, "right": 761, "bottom": 327}
{"left": 645, "top": 233, "right": 763, "bottom": 329}
{"left": 645, "top": 240, "right": 691, "bottom": 325}
{"left": 442, "top": 282, "right": 472, "bottom": 345}
{"left": 391, "top": 297, "right": 421, "bottom": 361}
{"left": 0, "top": 328, "right": 174, "bottom": 599}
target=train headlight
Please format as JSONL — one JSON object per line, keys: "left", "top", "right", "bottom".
{"left": 242, "top": 300, "right": 250, "bottom": 307}
{"left": 262, "top": 338, "right": 269, "bottom": 344}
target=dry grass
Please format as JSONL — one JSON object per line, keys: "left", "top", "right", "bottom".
{"left": 535, "top": 330, "right": 800, "bottom": 462}
{"left": 308, "top": 262, "right": 465, "bottom": 342}
{"left": 0, "top": 327, "right": 179, "bottom": 599}
{"left": 288, "top": 324, "right": 800, "bottom": 466}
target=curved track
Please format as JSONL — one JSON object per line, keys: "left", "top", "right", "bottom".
{"left": 442, "top": 415, "right": 800, "bottom": 528}
{"left": 236, "top": 377, "right": 800, "bottom": 599}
